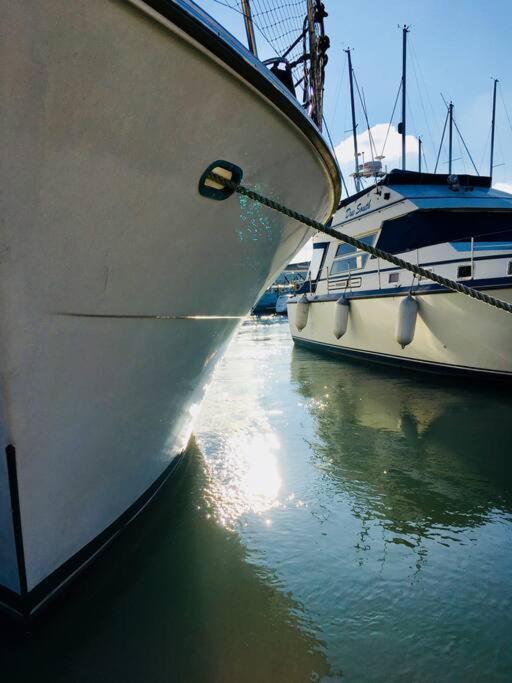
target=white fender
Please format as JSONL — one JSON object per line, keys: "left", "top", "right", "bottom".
{"left": 333, "top": 295, "right": 350, "bottom": 339}
{"left": 295, "top": 294, "right": 310, "bottom": 331}
{"left": 396, "top": 295, "right": 418, "bottom": 348}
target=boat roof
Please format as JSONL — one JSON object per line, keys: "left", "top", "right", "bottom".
{"left": 338, "top": 169, "right": 492, "bottom": 209}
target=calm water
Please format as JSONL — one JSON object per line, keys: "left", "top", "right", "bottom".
{"left": 2, "top": 318, "right": 512, "bottom": 682}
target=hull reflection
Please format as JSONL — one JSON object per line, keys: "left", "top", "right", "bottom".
{"left": 290, "top": 346, "right": 512, "bottom": 544}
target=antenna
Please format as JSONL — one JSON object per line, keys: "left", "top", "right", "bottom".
{"left": 344, "top": 48, "right": 361, "bottom": 191}
{"left": 490, "top": 77, "right": 499, "bottom": 179}
{"left": 448, "top": 101, "right": 454, "bottom": 174}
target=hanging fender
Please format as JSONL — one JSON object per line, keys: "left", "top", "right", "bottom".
{"left": 294, "top": 294, "right": 310, "bottom": 331}
{"left": 333, "top": 295, "right": 350, "bottom": 339}
{"left": 396, "top": 295, "right": 418, "bottom": 349}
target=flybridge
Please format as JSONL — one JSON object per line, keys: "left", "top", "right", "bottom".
{"left": 337, "top": 169, "right": 494, "bottom": 211}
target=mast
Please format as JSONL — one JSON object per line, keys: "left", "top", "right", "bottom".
{"left": 400, "top": 25, "right": 410, "bottom": 170}
{"left": 241, "top": 0, "right": 258, "bottom": 56}
{"left": 490, "top": 78, "right": 499, "bottom": 179}
{"left": 345, "top": 48, "right": 361, "bottom": 191}
{"left": 448, "top": 101, "right": 454, "bottom": 174}
{"left": 418, "top": 136, "right": 422, "bottom": 173}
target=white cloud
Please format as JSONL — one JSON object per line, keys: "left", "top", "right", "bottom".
{"left": 334, "top": 123, "right": 419, "bottom": 173}
{"left": 493, "top": 182, "right": 512, "bottom": 195}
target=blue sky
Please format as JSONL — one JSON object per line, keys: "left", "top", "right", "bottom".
{"left": 198, "top": 1, "right": 512, "bottom": 194}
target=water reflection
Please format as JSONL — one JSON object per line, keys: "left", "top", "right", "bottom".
{"left": 0, "top": 444, "right": 329, "bottom": 683}
{"left": 198, "top": 319, "right": 289, "bottom": 529}
{"left": 290, "top": 347, "right": 512, "bottom": 549}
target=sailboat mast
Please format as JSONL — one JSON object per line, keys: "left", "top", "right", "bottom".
{"left": 490, "top": 78, "right": 499, "bottom": 179}
{"left": 448, "top": 101, "right": 453, "bottom": 174}
{"left": 400, "top": 25, "right": 410, "bottom": 170}
{"left": 241, "top": 0, "right": 258, "bottom": 56}
{"left": 345, "top": 48, "right": 361, "bottom": 191}
{"left": 418, "top": 136, "right": 422, "bottom": 173}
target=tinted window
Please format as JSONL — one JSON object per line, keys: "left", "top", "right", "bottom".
{"left": 335, "top": 243, "right": 357, "bottom": 257}
{"left": 358, "top": 233, "right": 377, "bottom": 246}
{"left": 457, "top": 264, "right": 472, "bottom": 279}
{"left": 331, "top": 254, "right": 367, "bottom": 275}
{"left": 335, "top": 233, "right": 376, "bottom": 258}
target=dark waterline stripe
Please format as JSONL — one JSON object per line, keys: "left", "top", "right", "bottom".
{"left": 292, "top": 336, "right": 512, "bottom": 380}
{"left": 0, "top": 452, "right": 187, "bottom": 622}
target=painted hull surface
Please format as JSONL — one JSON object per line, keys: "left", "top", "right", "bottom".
{"left": 288, "top": 288, "right": 512, "bottom": 378}
{"left": 0, "top": 1, "right": 338, "bottom": 615}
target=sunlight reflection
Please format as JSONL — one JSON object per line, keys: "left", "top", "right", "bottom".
{"left": 202, "top": 429, "right": 282, "bottom": 529}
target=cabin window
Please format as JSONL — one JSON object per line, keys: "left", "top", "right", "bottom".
{"left": 507, "top": 261, "right": 512, "bottom": 275}
{"left": 388, "top": 272, "right": 400, "bottom": 283}
{"left": 309, "top": 242, "right": 329, "bottom": 282}
{"left": 331, "top": 232, "right": 377, "bottom": 277}
{"left": 335, "top": 243, "right": 357, "bottom": 258}
{"left": 330, "top": 254, "right": 367, "bottom": 275}
{"left": 457, "top": 264, "right": 472, "bottom": 279}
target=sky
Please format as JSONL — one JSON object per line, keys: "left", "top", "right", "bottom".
{"left": 197, "top": 1, "right": 512, "bottom": 257}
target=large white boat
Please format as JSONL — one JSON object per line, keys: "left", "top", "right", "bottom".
{"left": 288, "top": 170, "right": 512, "bottom": 379}
{"left": 0, "top": 0, "right": 340, "bottom": 619}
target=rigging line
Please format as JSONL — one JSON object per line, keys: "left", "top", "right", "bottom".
{"left": 380, "top": 80, "right": 402, "bottom": 159}
{"left": 422, "top": 147, "right": 429, "bottom": 173}
{"left": 456, "top": 130, "right": 467, "bottom": 174}
{"left": 438, "top": 94, "right": 478, "bottom": 175}
{"left": 255, "top": 1, "right": 306, "bottom": 52}
{"left": 478, "top": 125, "right": 492, "bottom": 173}
{"left": 410, "top": 39, "right": 443, "bottom": 137}
{"left": 362, "top": 87, "right": 378, "bottom": 161}
{"left": 405, "top": 89, "right": 419, "bottom": 151}
{"left": 409, "top": 38, "right": 437, "bottom": 160}
{"left": 434, "top": 107, "right": 449, "bottom": 173}
{"left": 210, "top": 0, "right": 282, "bottom": 57}
{"left": 450, "top": 115, "right": 480, "bottom": 175}
{"left": 353, "top": 72, "right": 376, "bottom": 162}
{"left": 331, "top": 57, "right": 347, "bottom": 129}
{"left": 498, "top": 83, "right": 512, "bottom": 135}
{"left": 322, "top": 116, "right": 349, "bottom": 197}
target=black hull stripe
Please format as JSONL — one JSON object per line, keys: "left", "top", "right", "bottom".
{"left": 292, "top": 336, "right": 512, "bottom": 380}
{"left": 0, "top": 452, "right": 186, "bottom": 622}
{"left": 5, "top": 446, "right": 27, "bottom": 596}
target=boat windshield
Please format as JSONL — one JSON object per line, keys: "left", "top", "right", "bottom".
{"left": 377, "top": 210, "right": 512, "bottom": 254}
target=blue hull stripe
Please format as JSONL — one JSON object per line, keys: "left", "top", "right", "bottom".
{"left": 451, "top": 241, "right": 512, "bottom": 251}
{"left": 289, "top": 277, "right": 512, "bottom": 303}
{"left": 292, "top": 337, "right": 512, "bottom": 380}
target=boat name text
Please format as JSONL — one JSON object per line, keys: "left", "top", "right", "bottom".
{"left": 345, "top": 199, "right": 371, "bottom": 219}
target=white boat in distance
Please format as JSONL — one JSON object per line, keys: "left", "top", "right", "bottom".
{"left": 0, "top": 0, "right": 340, "bottom": 619}
{"left": 288, "top": 170, "right": 512, "bottom": 379}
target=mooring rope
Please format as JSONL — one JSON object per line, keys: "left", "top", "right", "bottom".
{"left": 207, "top": 171, "right": 512, "bottom": 314}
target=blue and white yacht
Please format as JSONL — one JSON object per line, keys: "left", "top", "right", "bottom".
{"left": 288, "top": 170, "right": 512, "bottom": 379}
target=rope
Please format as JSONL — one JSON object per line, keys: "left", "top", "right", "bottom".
{"left": 206, "top": 171, "right": 512, "bottom": 314}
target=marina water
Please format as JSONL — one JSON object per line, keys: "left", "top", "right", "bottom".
{"left": 2, "top": 318, "right": 511, "bottom": 681}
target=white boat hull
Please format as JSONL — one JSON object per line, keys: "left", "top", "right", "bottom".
{"left": 0, "top": 0, "right": 338, "bottom": 614}
{"left": 288, "top": 288, "right": 512, "bottom": 378}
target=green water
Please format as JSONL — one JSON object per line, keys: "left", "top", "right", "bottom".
{"left": 2, "top": 318, "right": 512, "bottom": 682}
